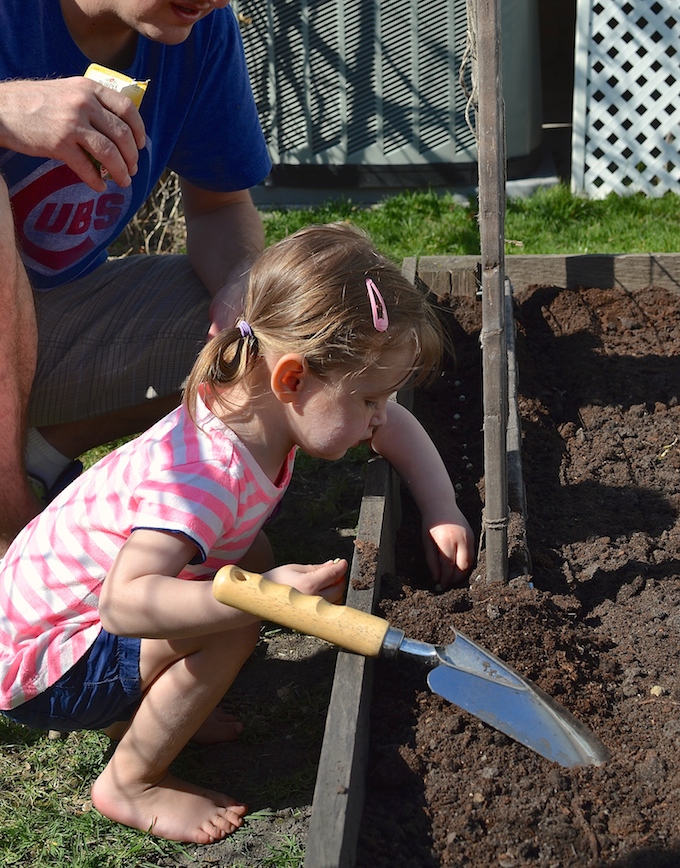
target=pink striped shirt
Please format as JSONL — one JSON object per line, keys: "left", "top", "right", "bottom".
{"left": 0, "top": 397, "right": 295, "bottom": 709}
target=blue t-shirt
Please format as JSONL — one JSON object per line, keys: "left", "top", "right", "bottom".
{"left": 0, "top": 1, "right": 271, "bottom": 290}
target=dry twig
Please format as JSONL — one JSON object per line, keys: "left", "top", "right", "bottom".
{"left": 113, "top": 170, "right": 186, "bottom": 256}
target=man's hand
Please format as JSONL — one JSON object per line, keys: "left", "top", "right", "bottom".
{"left": 0, "top": 77, "right": 146, "bottom": 191}
{"left": 208, "top": 273, "right": 248, "bottom": 338}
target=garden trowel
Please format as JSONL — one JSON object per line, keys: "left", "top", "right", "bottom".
{"left": 212, "top": 565, "right": 609, "bottom": 768}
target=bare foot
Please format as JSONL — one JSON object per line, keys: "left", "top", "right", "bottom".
{"left": 91, "top": 767, "right": 248, "bottom": 844}
{"left": 190, "top": 707, "right": 244, "bottom": 745}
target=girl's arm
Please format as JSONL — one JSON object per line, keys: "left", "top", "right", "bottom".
{"left": 370, "top": 400, "right": 475, "bottom": 588}
{"left": 98, "top": 528, "right": 347, "bottom": 639}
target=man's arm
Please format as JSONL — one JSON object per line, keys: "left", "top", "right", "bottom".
{"left": 0, "top": 75, "right": 146, "bottom": 554}
{"left": 180, "top": 179, "right": 266, "bottom": 337}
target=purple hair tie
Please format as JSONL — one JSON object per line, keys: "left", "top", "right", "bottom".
{"left": 238, "top": 320, "right": 254, "bottom": 339}
{"left": 366, "top": 278, "right": 389, "bottom": 332}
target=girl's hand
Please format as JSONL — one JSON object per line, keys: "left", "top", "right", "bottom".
{"left": 265, "top": 558, "right": 348, "bottom": 604}
{"left": 423, "top": 511, "right": 475, "bottom": 590}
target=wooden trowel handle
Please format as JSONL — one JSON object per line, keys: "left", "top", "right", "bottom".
{"left": 212, "top": 565, "right": 390, "bottom": 657}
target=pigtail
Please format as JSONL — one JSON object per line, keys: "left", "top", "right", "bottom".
{"left": 184, "top": 325, "right": 259, "bottom": 422}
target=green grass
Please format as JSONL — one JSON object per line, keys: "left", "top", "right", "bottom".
{"left": 80, "top": 436, "right": 136, "bottom": 470}
{"left": 262, "top": 185, "right": 680, "bottom": 260}
{"left": 0, "top": 715, "right": 311, "bottom": 867}
{"left": 4, "top": 183, "right": 680, "bottom": 868}
{"left": 261, "top": 189, "right": 481, "bottom": 261}
{"left": 261, "top": 835, "right": 305, "bottom": 867}
{"left": 503, "top": 185, "right": 680, "bottom": 254}
{"left": 0, "top": 717, "right": 188, "bottom": 867}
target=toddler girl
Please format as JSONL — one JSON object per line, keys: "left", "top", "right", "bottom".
{"left": 0, "top": 222, "right": 474, "bottom": 844}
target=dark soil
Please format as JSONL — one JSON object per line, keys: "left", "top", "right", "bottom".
{"left": 357, "top": 284, "right": 680, "bottom": 867}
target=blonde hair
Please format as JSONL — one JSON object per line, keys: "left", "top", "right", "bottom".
{"left": 185, "top": 222, "right": 444, "bottom": 414}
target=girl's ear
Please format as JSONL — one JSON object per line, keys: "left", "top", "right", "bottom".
{"left": 271, "top": 354, "right": 307, "bottom": 404}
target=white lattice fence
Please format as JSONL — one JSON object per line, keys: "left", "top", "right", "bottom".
{"left": 571, "top": 0, "right": 680, "bottom": 198}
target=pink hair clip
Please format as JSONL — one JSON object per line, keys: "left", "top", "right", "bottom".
{"left": 366, "top": 278, "right": 389, "bottom": 332}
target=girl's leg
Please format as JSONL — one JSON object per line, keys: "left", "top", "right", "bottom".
{"left": 102, "top": 701, "right": 243, "bottom": 745}
{"left": 238, "top": 528, "right": 274, "bottom": 572}
{"left": 103, "top": 531, "right": 274, "bottom": 746}
{"left": 91, "top": 622, "right": 260, "bottom": 844}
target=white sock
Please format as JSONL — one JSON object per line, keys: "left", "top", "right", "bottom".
{"left": 24, "top": 428, "right": 72, "bottom": 489}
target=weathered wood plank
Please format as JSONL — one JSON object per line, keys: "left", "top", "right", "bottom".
{"left": 303, "top": 452, "right": 399, "bottom": 868}
{"left": 505, "top": 279, "right": 531, "bottom": 578}
{"left": 401, "top": 256, "right": 417, "bottom": 286}
{"left": 413, "top": 255, "right": 479, "bottom": 298}
{"left": 506, "top": 253, "right": 680, "bottom": 295}
{"left": 416, "top": 253, "right": 680, "bottom": 296}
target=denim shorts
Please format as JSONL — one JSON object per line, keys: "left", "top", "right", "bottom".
{"left": 3, "top": 629, "right": 143, "bottom": 732}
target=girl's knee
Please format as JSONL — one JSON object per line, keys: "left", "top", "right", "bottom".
{"left": 205, "top": 620, "right": 260, "bottom": 664}
{"left": 238, "top": 620, "right": 261, "bottom": 657}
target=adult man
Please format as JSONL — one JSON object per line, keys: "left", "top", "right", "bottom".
{"left": 0, "top": 0, "right": 271, "bottom": 555}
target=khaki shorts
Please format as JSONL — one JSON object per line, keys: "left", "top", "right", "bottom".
{"left": 29, "top": 254, "right": 210, "bottom": 427}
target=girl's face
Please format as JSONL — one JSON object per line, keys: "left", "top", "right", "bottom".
{"left": 291, "top": 350, "right": 414, "bottom": 462}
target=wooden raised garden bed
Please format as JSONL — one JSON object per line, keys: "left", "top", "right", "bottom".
{"left": 304, "top": 253, "right": 680, "bottom": 868}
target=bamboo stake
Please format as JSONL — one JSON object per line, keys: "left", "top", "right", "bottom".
{"left": 475, "top": 0, "right": 508, "bottom": 582}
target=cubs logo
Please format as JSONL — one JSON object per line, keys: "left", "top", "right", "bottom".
{"left": 10, "top": 159, "right": 134, "bottom": 280}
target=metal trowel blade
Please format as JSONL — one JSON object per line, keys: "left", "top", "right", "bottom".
{"left": 427, "top": 630, "right": 609, "bottom": 768}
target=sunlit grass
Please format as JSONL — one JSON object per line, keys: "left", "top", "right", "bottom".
{"left": 262, "top": 185, "right": 680, "bottom": 261}
{"left": 0, "top": 717, "right": 187, "bottom": 867}
{"left": 504, "top": 186, "right": 680, "bottom": 254}
{"left": 262, "top": 188, "right": 479, "bottom": 262}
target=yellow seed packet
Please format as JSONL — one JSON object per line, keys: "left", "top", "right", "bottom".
{"left": 84, "top": 63, "right": 149, "bottom": 108}
{"left": 82, "top": 64, "right": 150, "bottom": 180}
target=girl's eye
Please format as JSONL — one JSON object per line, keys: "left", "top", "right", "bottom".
{"left": 366, "top": 400, "right": 379, "bottom": 409}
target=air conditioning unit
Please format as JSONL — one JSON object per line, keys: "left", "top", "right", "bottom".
{"left": 234, "top": 0, "right": 543, "bottom": 188}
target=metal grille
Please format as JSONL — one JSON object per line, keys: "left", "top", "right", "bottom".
{"left": 572, "top": 0, "right": 680, "bottom": 198}
{"left": 345, "top": 1, "right": 379, "bottom": 157}
{"left": 234, "top": 0, "right": 474, "bottom": 166}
